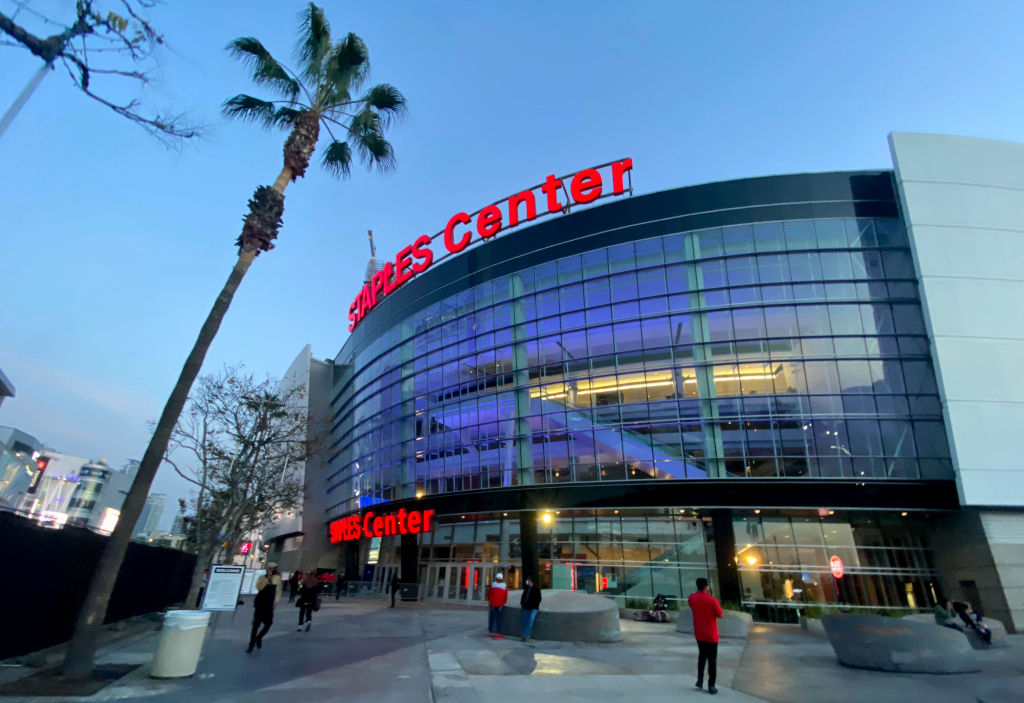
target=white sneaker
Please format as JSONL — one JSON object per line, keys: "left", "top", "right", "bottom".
{"left": 296, "top": 626, "right": 303, "bottom": 631}
{"left": 305, "top": 622, "right": 311, "bottom": 632}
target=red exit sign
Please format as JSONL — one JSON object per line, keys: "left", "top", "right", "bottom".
{"left": 348, "top": 158, "right": 634, "bottom": 332}
{"left": 329, "top": 508, "right": 436, "bottom": 544}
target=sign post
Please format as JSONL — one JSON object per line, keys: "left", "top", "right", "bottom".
{"left": 196, "top": 565, "right": 245, "bottom": 678}
{"left": 201, "top": 565, "right": 245, "bottom": 611}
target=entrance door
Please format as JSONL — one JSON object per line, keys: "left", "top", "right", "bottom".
{"left": 423, "top": 563, "right": 515, "bottom": 603}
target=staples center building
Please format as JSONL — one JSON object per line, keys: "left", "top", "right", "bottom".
{"left": 268, "top": 133, "right": 1024, "bottom": 630}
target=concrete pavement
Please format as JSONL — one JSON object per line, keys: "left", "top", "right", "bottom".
{"left": 1, "top": 598, "right": 1021, "bottom": 703}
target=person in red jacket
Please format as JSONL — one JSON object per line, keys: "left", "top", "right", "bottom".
{"left": 486, "top": 572, "right": 508, "bottom": 638}
{"left": 687, "top": 577, "right": 724, "bottom": 695}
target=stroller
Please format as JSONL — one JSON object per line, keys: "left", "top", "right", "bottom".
{"left": 636, "top": 593, "right": 671, "bottom": 623}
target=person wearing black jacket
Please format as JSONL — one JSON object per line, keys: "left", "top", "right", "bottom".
{"left": 246, "top": 570, "right": 278, "bottom": 653}
{"left": 520, "top": 576, "right": 541, "bottom": 642}
{"left": 390, "top": 572, "right": 401, "bottom": 607}
{"left": 296, "top": 572, "right": 321, "bottom": 632}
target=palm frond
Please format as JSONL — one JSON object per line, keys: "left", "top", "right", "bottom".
{"left": 352, "top": 127, "right": 396, "bottom": 174}
{"left": 297, "top": 2, "right": 332, "bottom": 82}
{"left": 273, "top": 107, "right": 303, "bottom": 128}
{"left": 347, "top": 108, "right": 381, "bottom": 138}
{"left": 324, "top": 32, "right": 369, "bottom": 98}
{"left": 361, "top": 83, "right": 407, "bottom": 126}
{"left": 222, "top": 94, "right": 277, "bottom": 127}
{"left": 227, "top": 37, "right": 301, "bottom": 101}
{"left": 321, "top": 140, "right": 352, "bottom": 179}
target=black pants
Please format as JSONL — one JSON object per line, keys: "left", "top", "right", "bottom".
{"left": 391, "top": 588, "right": 397, "bottom": 607}
{"left": 696, "top": 640, "right": 718, "bottom": 687}
{"left": 298, "top": 603, "right": 314, "bottom": 625}
{"left": 249, "top": 612, "right": 273, "bottom": 646}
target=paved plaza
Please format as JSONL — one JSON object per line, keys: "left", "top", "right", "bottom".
{"left": 1, "top": 599, "right": 1021, "bottom": 703}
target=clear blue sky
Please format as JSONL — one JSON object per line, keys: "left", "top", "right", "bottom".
{"left": 2, "top": 0, "right": 1023, "bottom": 526}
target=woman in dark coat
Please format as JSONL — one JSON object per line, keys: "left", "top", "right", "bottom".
{"left": 297, "top": 572, "right": 321, "bottom": 632}
{"left": 247, "top": 570, "right": 278, "bottom": 652}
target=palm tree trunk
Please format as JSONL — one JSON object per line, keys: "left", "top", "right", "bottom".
{"left": 272, "top": 166, "right": 294, "bottom": 192}
{"left": 61, "top": 246, "right": 258, "bottom": 679}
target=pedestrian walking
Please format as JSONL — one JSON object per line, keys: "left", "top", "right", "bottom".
{"left": 486, "top": 572, "right": 508, "bottom": 638}
{"left": 296, "top": 571, "right": 321, "bottom": 632}
{"left": 288, "top": 570, "right": 300, "bottom": 603}
{"left": 390, "top": 572, "right": 401, "bottom": 607}
{"left": 688, "top": 577, "right": 723, "bottom": 695}
{"left": 335, "top": 571, "right": 345, "bottom": 600}
{"left": 267, "top": 562, "right": 284, "bottom": 610}
{"left": 246, "top": 567, "right": 278, "bottom": 653}
{"left": 519, "top": 576, "right": 541, "bottom": 641}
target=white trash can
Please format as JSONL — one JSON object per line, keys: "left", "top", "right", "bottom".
{"left": 150, "top": 610, "right": 211, "bottom": 678}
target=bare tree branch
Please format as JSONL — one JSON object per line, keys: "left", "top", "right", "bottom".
{"left": 0, "top": 0, "right": 199, "bottom": 141}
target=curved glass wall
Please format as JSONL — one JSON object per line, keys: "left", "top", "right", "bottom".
{"left": 328, "top": 217, "right": 952, "bottom": 517}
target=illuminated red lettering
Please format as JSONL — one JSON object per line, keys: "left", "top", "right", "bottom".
{"left": 331, "top": 509, "right": 435, "bottom": 542}
{"left": 395, "top": 245, "right": 414, "bottom": 286}
{"left": 508, "top": 190, "right": 536, "bottom": 227}
{"left": 411, "top": 234, "right": 433, "bottom": 273}
{"left": 359, "top": 285, "right": 371, "bottom": 319}
{"left": 571, "top": 168, "right": 602, "bottom": 204}
{"left": 444, "top": 213, "right": 472, "bottom": 253}
{"left": 477, "top": 205, "right": 502, "bottom": 238}
{"left": 541, "top": 174, "right": 563, "bottom": 213}
{"left": 348, "top": 301, "right": 359, "bottom": 332}
{"left": 370, "top": 269, "right": 385, "bottom": 306}
{"left": 612, "top": 158, "right": 633, "bottom": 195}
{"left": 346, "top": 160, "right": 634, "bottom": 333}
{"left": 382, "top": 261, "right": 397, "bottom": 296}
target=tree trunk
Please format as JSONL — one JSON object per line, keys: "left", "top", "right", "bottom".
{"left": 61, "top": 246, "right": 258, "bottom": 679}
{"left": 184, "top": 552, "right": 209, "bottom": 610}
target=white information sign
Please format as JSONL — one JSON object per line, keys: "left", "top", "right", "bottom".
{"left": 240, "top": 569, "right": 258, "bottom": 595}
{"left": 201, "top": 565, "right": 245, "bottom": 611}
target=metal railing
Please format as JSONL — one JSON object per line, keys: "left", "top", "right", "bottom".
{"left": 341, "top": 581, "right": 419, "bottom": 601}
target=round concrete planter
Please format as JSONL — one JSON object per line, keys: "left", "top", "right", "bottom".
{"left": 821, "top": 614, "right": 979, "bottom": 673}
{"left": 498, "top": 590, "right": 621, "bottom": 642}
{"left": 675, "top": 608, "right": 752, "bottom": 639}
{"left": 902, "top": 613, "right": 1011, "bottom": 649}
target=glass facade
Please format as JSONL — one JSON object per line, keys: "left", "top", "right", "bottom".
{"left": 370, "top": 509, "right": 717, "bottom": 607}
{"left": 327, "top": 216, "right": 952, "bottom": 517}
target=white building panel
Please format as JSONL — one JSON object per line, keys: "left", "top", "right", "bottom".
{"left": 890, "top": 132, "right": 1024, "bottom": 508}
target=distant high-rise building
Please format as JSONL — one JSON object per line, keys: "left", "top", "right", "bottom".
{"left": 170, "top": 510, "right": 187, "bottom": 537}
{"left": 122, "top": 459, "right": 140, "bottom": 479}
{"left": 134, "top": 493, "right": 166, "bottom": 539}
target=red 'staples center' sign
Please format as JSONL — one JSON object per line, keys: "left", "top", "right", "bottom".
{"left": 329, "top": 508, "right": 435, "bottom": 544}
{"left": 347, "top": 158, "right": 634, "bottom": 332}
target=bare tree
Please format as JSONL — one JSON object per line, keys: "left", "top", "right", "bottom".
{"left": 0, "top": 0, "right": 198, "bottom": 140}
{"left": 162, "top": 367, "right": 307, "bottom": 609}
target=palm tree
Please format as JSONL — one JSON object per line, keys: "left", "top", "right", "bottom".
{"left": 61, "top": 3, "right": 405, "bottom": 678}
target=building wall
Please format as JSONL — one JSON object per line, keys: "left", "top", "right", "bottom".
{"left": 326, "top": 173, "right": 953, "bottom": 522}
{"left": 890, "top": 132, "right": 1024, "bottom": 507}
{"left": 266, "top": 345, "right": 338, "bottom": 573}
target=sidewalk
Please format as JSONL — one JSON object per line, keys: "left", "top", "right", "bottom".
{"left": 1, "top": 599, "right": 1021, "bottom": 703}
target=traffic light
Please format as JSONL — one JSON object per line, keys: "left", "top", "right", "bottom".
{"left": 27, "top": 456, "right": 50, "bottom": 494}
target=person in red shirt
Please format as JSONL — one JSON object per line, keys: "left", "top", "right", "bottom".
{"left": 687, "top": 577, "right": 724, "bottom": 694}
{"left": 486, "top": 572, "right": 508, "bottom": 638}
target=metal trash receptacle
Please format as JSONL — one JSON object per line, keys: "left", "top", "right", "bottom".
{"left": 150, "top": 610, "right": 211, "bottom": 678}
